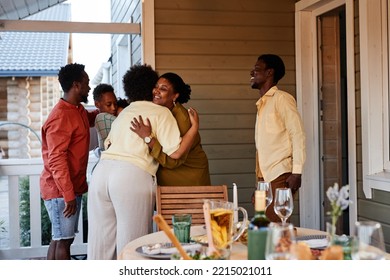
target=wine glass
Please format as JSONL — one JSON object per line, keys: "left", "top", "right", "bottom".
{"left": 351, "top": 221, "right": 386, "bottom": 260}
{"left": 257, "top": 181, "right": 273, "bottom": 209}
{"left": 265, "top": 222, "right": 297, "bottom": 260}
{"left": 274, "top": 188, "right": 293, "bottom": 225}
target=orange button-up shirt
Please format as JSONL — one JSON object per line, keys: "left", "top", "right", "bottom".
{"left": 40, "top": 99, "right": 98, "bottom": 202}
{"left": 255, "top": 86, "right": 306, "bottom": 182}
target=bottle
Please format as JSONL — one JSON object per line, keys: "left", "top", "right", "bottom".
{"left": 247, "top": 190, "right": 270, "bottom": 259}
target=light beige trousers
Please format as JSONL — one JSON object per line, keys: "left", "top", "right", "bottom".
{"left": 87, "top": 159, "right": 156, "bottom": 260}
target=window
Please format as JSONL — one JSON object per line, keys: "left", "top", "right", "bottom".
{"left": 361, "top": 0, "right": 390, "bottom": 197}
{"left": 115, "top": 34, "right": 131, "bottom": 98}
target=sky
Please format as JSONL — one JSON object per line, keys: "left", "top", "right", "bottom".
{"left": 66, "top": 0, "right": 111, "bottom": 90}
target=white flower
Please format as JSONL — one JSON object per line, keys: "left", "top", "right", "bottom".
{"left": 326, "top": 183, "right": 351, "bottom": 229}
{"left": 326, "top": 183, "right": 340, "bottom": 202}
{"left": 336, "top": 185, "right": 350, "bottom": 210}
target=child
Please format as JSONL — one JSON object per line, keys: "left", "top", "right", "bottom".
{"left": 116, "top": 97, "right": 129, "bottom": 115}
{"left": 93, "top": 83, "right": 118, "bottom": 152}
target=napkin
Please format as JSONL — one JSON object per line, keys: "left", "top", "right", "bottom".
{"left": 142, "top": 243, "right": 202, "bottom": 255}
{"left": 142, "top": 243, "right": 162, "bottom": 255}
{"left": 302, "top": 238, "right": 328, "bottom": 249}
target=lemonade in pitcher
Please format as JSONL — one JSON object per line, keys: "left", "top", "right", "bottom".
{"left": 210, "top": 208, "right": 234, "bottom": 249}
{"left": 205, "top": 199, "right": 248, "bottom": 253}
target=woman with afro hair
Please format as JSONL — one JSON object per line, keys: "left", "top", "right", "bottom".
{"left": 130, "top": 72, "right": 210, "bottom": 186}
{"left": 87, "top": 64, "right": 199, "bottom": 259}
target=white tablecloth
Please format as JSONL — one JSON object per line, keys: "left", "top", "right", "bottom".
{"left": 118, "top": 225, "right": 328, "bottom": 260}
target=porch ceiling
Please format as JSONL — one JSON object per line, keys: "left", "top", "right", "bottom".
{"left": 0, "top": 0, "right": 66, "bottom": 20}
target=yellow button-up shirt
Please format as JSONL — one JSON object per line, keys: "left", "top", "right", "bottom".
{"left": 255, "top": 86, "right": 306, "bottom": 182}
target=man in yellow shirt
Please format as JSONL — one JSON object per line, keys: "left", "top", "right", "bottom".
{"left": 250, "top": 54, "right": 306, "bottom": 222}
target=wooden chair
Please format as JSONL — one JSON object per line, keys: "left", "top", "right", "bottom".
{"left": 156, "top": 185, "right": 228, "bottom": 229}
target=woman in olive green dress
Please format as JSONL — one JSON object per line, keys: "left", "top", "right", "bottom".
{"left": 131, "top": 72, "right": 211, "bottom": 186}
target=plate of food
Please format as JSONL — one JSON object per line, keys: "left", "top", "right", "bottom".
{"left": 171, "top": 247, "right": 231, "bottom": 260}
{"left": 135, "top": 242, "right": 202, "bottom": 259}
{"left": 191, "top": 221, "right": 249, "bottom": 246}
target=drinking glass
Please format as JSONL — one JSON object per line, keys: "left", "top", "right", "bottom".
{"left": 351, "top": 221, "right": 386, "bottom": 260}
{"left": 257, "top": 181, "right": 273, "bottom": 209}
{"left": 265, "top": 222, "right": 297, "bottom": 260}
{"left": 172, "top": 214, "right": 192, "bottom": 243}
{"left": 274, "top": 188, "right": 293, "bottom": 225}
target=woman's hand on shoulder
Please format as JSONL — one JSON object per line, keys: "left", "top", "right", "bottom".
{"left": 188, "top": 107, "right": 199, "bottom": 130}
{"left": 130, "top": 115, "right": 152, "bottom": 138}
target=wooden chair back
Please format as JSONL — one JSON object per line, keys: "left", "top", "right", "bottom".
{"left": 156, "top": 185, "right": 228, "bottom": 229}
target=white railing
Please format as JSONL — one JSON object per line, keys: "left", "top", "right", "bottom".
{"left": 0, "top": 156, "right": 98, "bottom": 260}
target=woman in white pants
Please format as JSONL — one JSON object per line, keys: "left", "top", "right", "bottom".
{"left": 87, "top": 64, "right": 199, "bottom": 260}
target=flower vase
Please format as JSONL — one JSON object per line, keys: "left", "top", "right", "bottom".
{"left": 326, "top": 222, "right": 352, "bottom": 260}
{"left": 326, "top": 222, "right": 336, "bottom": 245}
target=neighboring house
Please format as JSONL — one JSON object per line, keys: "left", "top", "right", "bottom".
{"left": 0, "top": 0, "right": 389, "bottom": 253}
{"left": 0, "top": 3, "right": 70, "bottom": 159}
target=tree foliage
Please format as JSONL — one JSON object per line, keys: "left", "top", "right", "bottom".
{"left": 19, "top": 176, "right": 51, "bottom": 246}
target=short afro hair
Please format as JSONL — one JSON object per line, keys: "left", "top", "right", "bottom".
{"left": 122, "top": 64, "right": 158, "bottom": 102}
{"left": 258, "top": 54, "right": 285, "bottom": 84}
{"left": 93, "top": 83, "right": 115, "bottom": 101}
{"left": 117, "top": 98, "right": 129, "bottom": 109}
{"left": 58, "top": 63, "right": 85, "bottom": 92}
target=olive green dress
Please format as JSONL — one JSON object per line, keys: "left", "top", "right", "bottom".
{"left": 150, "top": 103, "right": 211, "bottom": 186}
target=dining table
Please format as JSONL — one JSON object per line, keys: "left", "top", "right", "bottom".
{"left": 118, "top": 225, "right": 329, "bottom": 260}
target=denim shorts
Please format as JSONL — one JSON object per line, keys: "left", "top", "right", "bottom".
{"left": 44, "top": 196, "right": 82, "bottom": 241}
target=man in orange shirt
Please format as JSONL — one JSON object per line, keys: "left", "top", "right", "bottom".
{"left": 250, "top": 54, "right": 306, "bottom": 222}
{"left": 40, "top": 63, "right": 98, "bottom": 259}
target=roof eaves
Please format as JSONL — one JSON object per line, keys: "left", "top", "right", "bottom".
{"left": 0, "top": 70, "right": 59, "bottom": 77}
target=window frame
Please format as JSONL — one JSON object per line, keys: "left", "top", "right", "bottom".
{"left": 361, "top": 0, "right": 390, "bottom": 197}
{"left": 384, "top": 1, "right": 390, "bottom": 171}
{"left": 295, "top": 0, "right": 358, "bottom": 230}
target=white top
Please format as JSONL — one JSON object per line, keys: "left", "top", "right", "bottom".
{"left": 102, "top": 101, "right": 181, "bottom": 175}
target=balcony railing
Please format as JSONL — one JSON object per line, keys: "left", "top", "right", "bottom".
{"left": 0, "top": 156, "right": 98, "bottom": 260}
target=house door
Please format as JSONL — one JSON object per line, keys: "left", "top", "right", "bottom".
{"left": 318, "top": 7, "right": 349, "bottom": 234}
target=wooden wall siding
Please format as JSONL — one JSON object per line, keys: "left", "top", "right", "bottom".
{"left": 27, "top": 78, "right": 43, "bottom": 157}
{"left": 0, "top": 79, "right": 7, "bottom": 154}
{"left": 353, "top": 0, "right": 389, "bottom": 252}
{"left": 6, "top": 78, "right": 30, "bottom": 158}
{"left": 154, "top": 0, "right": 296, "bottom": 219}
{"left": 39, "top": 76, "right": 61, "bottom": 138}
{"left": 357, "top": 189, "right": 390, "bottom": 252}
{"left": 41, "top": 77, "right": 50, "bottom": 124}
{"left": 40, "top": 76, "right": 60, "bottom": 125}
{"left": 320, "top": 13, "right": 343, "bottom": 232}
{"left": 111, "top": 0, "right": 142, "bottom": 92}
{"left": 0, "top": 80, "right": 6, "bottom": 120}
